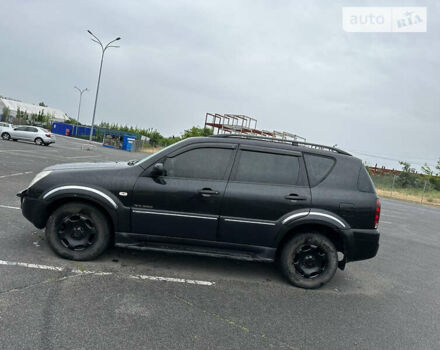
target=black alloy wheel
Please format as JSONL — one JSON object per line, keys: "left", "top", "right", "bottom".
{"left": 292, "top": 243, "right": 328, "bottom": 279}
{"left": 46, "top": 202, "right": 111, "bottom": 261}
{"left": 57, "top": 214, "right": 98, "bottom": 251}
{"left": 280, "top": 232, "right": 338, "bottom": 289}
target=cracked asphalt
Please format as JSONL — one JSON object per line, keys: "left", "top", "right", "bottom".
{"left": 0, "top": 136, "right": 439, "bottom": 349}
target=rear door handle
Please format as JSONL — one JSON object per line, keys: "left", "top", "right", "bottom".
{"left": 199, "top": 188, "right": 219, "bottom": 197}
{"left": 285, "top": 194, "right": 307, "bottom": 201}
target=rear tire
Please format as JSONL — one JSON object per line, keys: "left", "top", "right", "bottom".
{"left": 280, "top": 232, "right": 338, "bottom": 289}
{"left": 35, "top": 137, "right": 43, "bottom": 145}
{"left": 46, "top": 202, "right": 111, "bottom": 261}
{"left": 1, "top": 132, "right": 10, "bottom": 140}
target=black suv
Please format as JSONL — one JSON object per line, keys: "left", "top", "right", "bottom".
{"left": 19, "top": 135, "right": 380, "bottom": 289}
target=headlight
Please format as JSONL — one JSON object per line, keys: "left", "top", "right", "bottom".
{"left": 28, "top": 170, "right": 52, "bottom": 188}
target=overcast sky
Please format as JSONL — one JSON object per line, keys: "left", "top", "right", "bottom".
{"left": 1, "top": 0, "right": 438, "bottom": 170}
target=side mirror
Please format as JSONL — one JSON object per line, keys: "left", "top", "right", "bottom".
{"left": 151, "top": 163, "right": 165, "bottom": 177}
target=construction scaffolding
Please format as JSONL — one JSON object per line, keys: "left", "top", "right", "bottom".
{"left": 204, "top": 113, "right": 306, "bottom": 142}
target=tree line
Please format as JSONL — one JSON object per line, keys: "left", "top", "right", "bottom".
{"left": 374, "top": 160, "right": 440, "bottom": 191}
{"left": 95, "top": 121, "right": 213, "bottom": 147}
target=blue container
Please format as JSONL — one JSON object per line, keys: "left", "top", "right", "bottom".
{"left": 122, "top": 136, "right": 136, "bottom": 151}
{"left": 51, "top": 122, "right": 73, "bottom": 135}
{"left": 73, "top": 125, "right": 96, "bottom": 137}
{"left": 52, "top": 122, "right": 96, "bottom": 137}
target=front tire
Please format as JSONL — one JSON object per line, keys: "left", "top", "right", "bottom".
{"left": 1, "top": 132, "right": 10, "bottom": 140}
{"left": 46, "top": 202, "right": 111, "bottom": 261}
{"left": 280, "top": 233, "right": 338, "bottom": 289}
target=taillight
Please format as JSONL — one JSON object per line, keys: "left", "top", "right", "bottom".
{"left": 374, "top": 199, "right": 381, "bottom": 228}
{"left": 45, "top": 134, "right": 51, "bottom": 138}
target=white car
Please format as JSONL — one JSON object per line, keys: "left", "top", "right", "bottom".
{"left": 0, "top": 122, "right": 12, "bottom": 133}
{"left": 1, "top": 125, "right": 56, "bottom": 146}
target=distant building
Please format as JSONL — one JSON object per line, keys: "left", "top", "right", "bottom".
{"left": 0, "top": 97, "right": 68, "bottom": 123}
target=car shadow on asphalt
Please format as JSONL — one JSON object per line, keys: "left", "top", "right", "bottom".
{"left": 100, "top": 246, "right": 356, "bottom": 292}
{"left": 103, "top": 245, "right": 286, "bottom": 285}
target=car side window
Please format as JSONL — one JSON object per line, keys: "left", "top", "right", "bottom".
{"left": 232, "top": 150, "right": 300, "bottom": 185}
{"left": 26, "top": 127, "right": 37, "bottom": 132}
{"left": 163, "top": 147, "right": 234, "bottom": 180}
{"left": 14, "top": 127, "right": 27, "bottom": 131}
{"left": 303, "top": 154, "right": 335, "bottom": 186}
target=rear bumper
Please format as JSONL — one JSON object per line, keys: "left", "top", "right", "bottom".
{"left": 344, "top": 228, "right": 380, "bottom": 262}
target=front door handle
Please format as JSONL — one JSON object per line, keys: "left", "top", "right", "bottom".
{"left": 199, "top": 188, "right": 219, "bottom": 197}
{"left": 285, "top": 193, "right": 307, "bottom": 201}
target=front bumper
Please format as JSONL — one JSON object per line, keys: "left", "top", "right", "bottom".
{"left": 18, "top": 190, "right": 48, "bottom": 229}
{"left": 344, "top": 228, "right": 380, "bottom": 262}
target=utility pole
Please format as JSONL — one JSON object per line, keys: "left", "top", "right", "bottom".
{"left": 87, "top": 30, "right": 121, "bottom": 141}
{"left": 74, "top": 86, "right": 88, "bottom": 136}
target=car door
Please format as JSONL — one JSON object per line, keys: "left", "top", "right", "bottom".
{"left": 24, "top": 127, "right": 37, "bottom": 140}
{"left": 218, "top": 145, "right": 311, "bottom": 247}
{"left": 131, "top": 143, "right": 237, "bottom": 241}
{"left": 12, "top": 126, "right": 27, "bottom": 139}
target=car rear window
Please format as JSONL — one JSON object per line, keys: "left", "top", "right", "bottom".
{"left": 304, "top": 154, "right": 335, "bottom": 186}
{"left": 357, "top": 166, "right": 375, "bottom": 193}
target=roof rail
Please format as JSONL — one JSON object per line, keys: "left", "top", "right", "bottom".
{"left": 209, "top": 134, "right": 351, "bottom": 156}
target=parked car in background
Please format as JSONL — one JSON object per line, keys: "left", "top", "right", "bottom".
{"left": 0, "top": 122, "right": 13, "bottom": 135}
{"left": 1, "top": 126, "right": 56, "bottom": 146}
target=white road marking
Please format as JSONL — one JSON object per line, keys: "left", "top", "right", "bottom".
{"left": 71, "top": 269, "right": 113, "bottom": 276}
{"left": 0, "top": 260, "right": 64, "bottom": 271}
{"left": 0, "top": 259, "right": 215, "bottom": 286}
{"left": 380, "top": 220, "right": 393, "bottom": 224}
{"left": 129, "top": 274, "right": 215, "bottom": 286}
{"left": 64, "top": 155, "right": 101, "bottom": 159}
{"left": 0, "top": 150, "right": 42, "bottom": 152}
{"left": 0, "top": 171, "right": 33, "bottom": 179}
{"left": 0, "top": 205, "right": 20, "bottom": 210}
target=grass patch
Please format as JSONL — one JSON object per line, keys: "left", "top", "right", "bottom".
{"left": 374, "top": 185, "right": 440, "bottom": 207}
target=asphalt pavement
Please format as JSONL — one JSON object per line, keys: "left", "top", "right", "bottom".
{"left": 0, "top": 136, "right": 439, "bottom": 349}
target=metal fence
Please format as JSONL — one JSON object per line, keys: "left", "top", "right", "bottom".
{"left": 370, "top": 173, "right": 440, "bottom": 206}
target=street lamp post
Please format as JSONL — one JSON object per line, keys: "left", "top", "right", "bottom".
{"left": 74, "top": 86, "right": 88, "bottom": 136}
{"left": 87, "top": 30, "right": 121, "bottom": 141}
